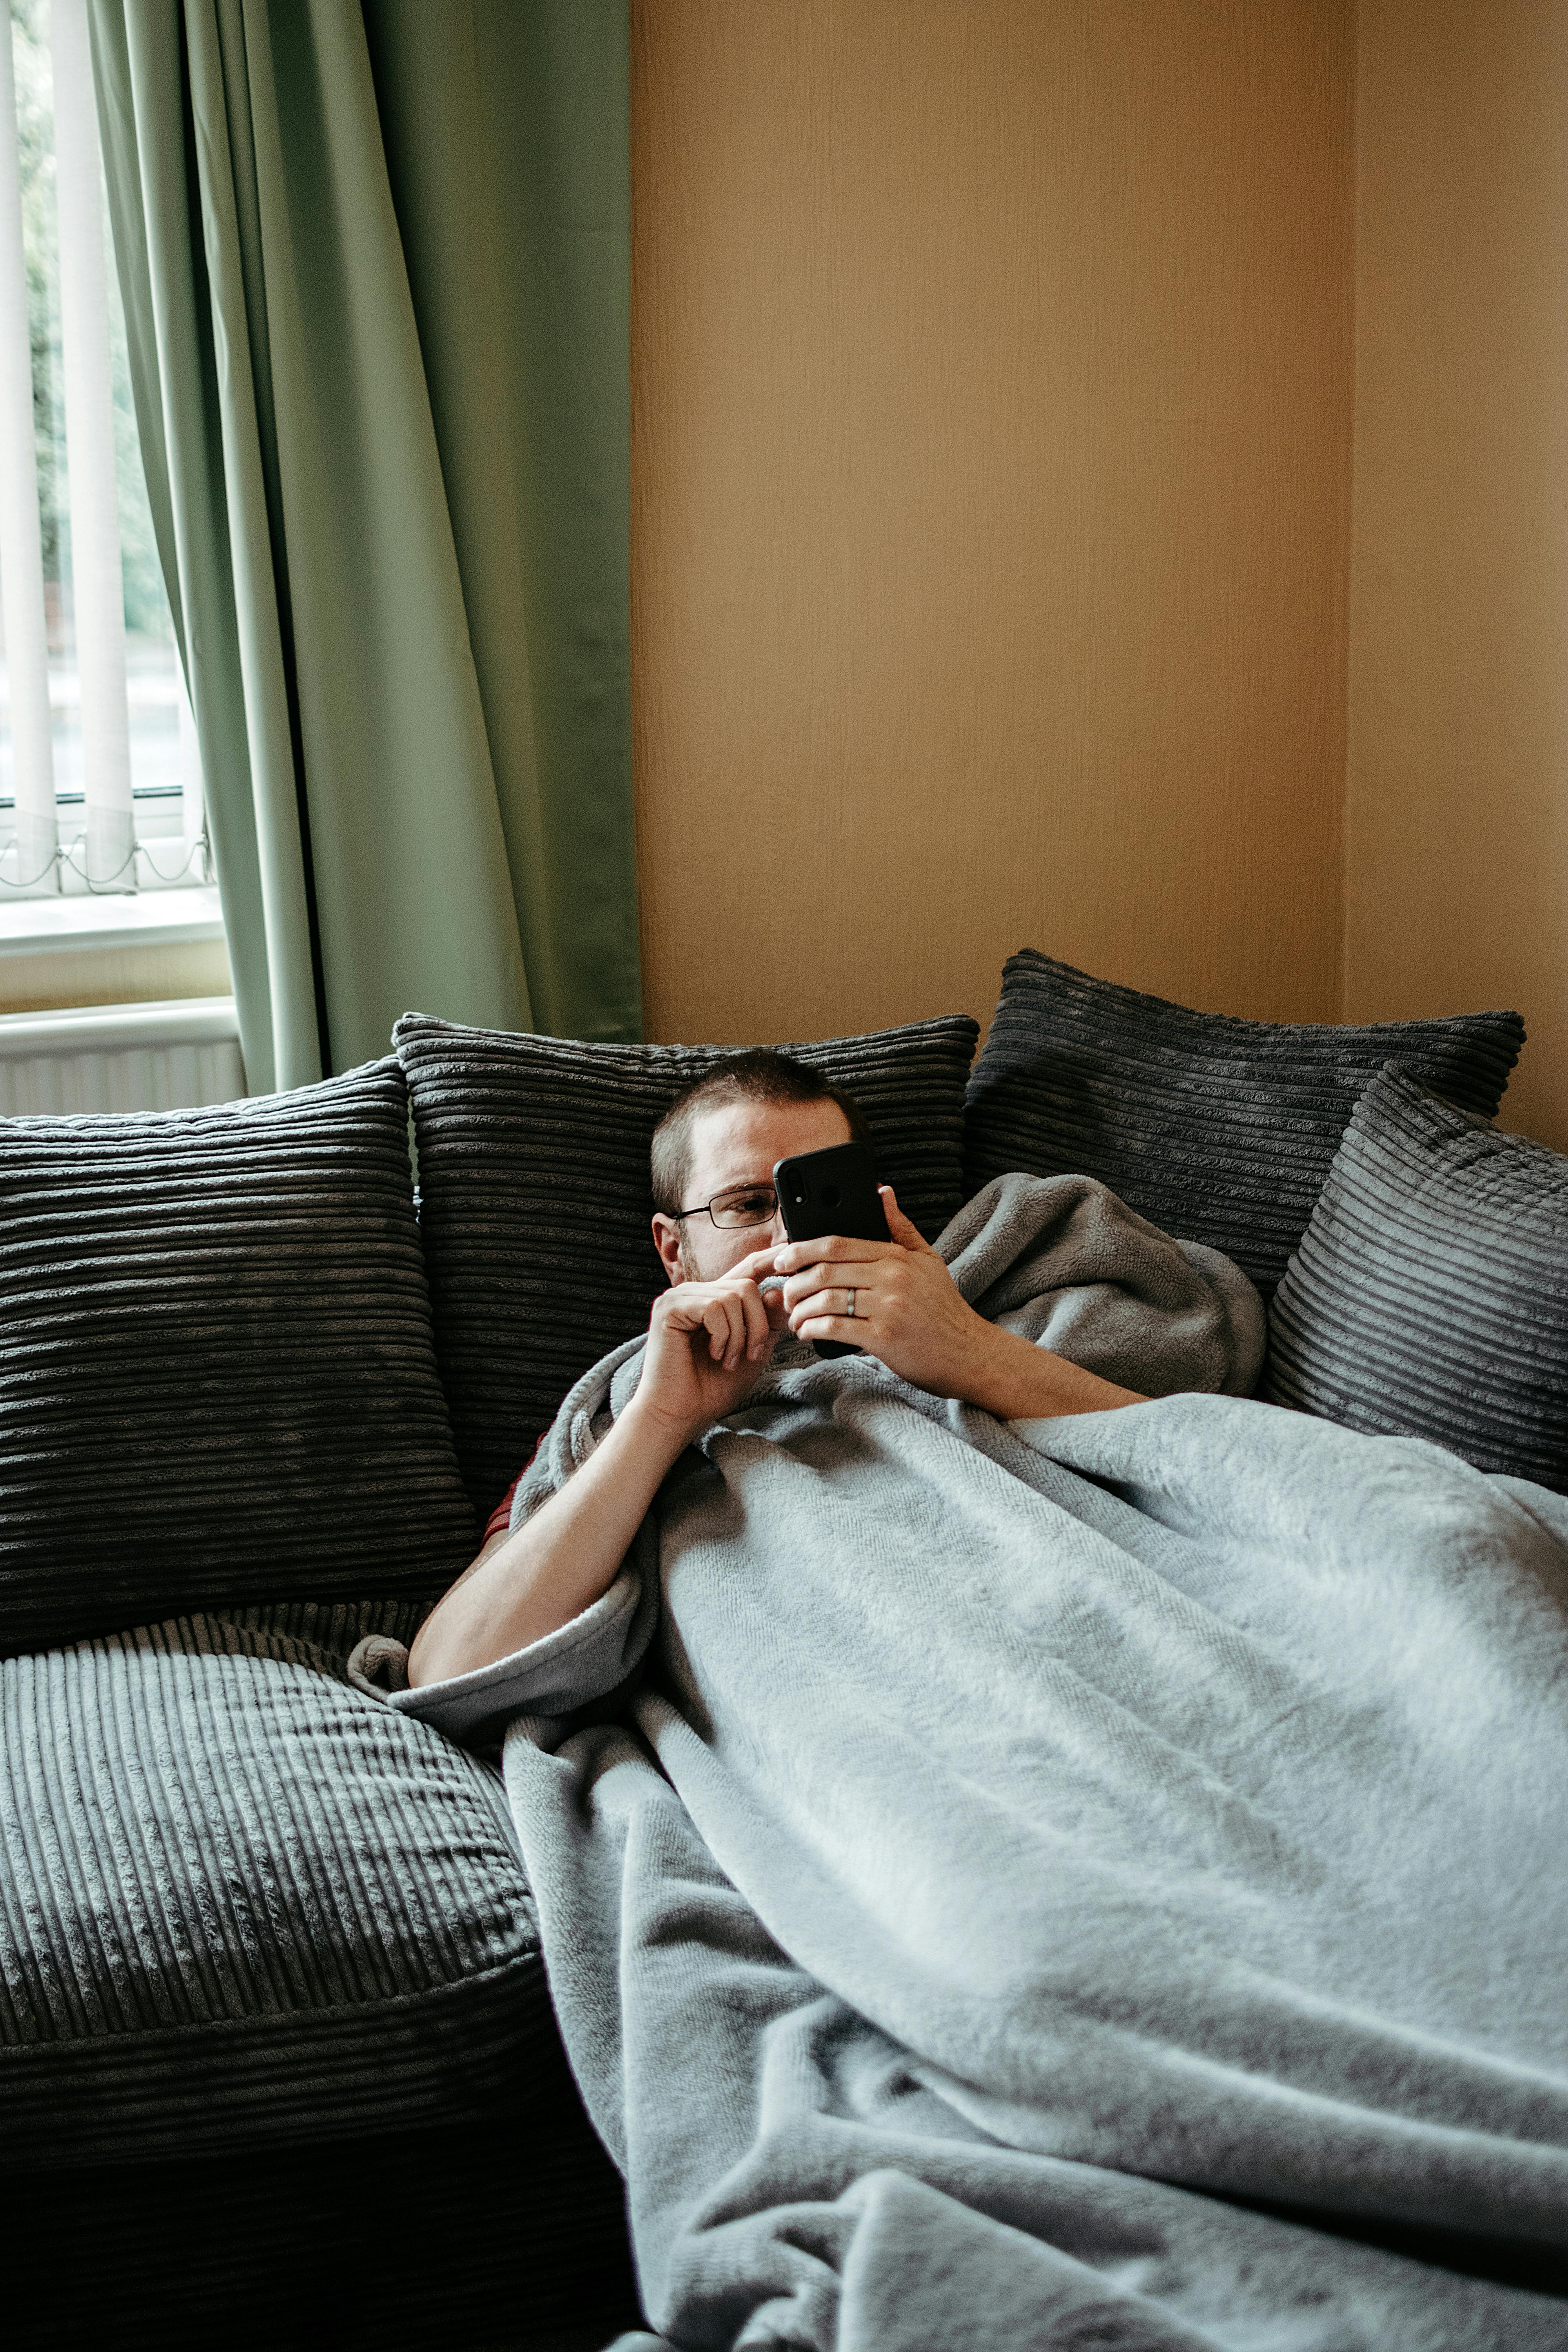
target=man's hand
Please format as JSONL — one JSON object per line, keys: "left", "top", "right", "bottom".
{"left": 773, "top": 1189, "right": 1147, "bottom": 1421}
{"left": 636, "top": 1248, "right": 789, "bottom": 1443}
{"left": 773, "top": 1189, "right": 995, "bottom": 1400}
{"left": 412, "top": 1249, "right": 789, "bottom": 1685}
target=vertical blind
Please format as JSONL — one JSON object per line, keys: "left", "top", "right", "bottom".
{"left": 0, "top": 0, "right": 205, "bottom": 898}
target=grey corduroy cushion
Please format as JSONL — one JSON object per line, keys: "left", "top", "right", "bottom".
{"left": 1265, "top": 1064, "right": 1568, "bottom": 1492}
{"left": 0, "top": 1607, "right": 567, "bottom": 2165}
{"left": 395, "top": 1013, "right": 980, "bottom": 1512}
{"left": 0, "top": 1059, "right": 476, "bottom": 1654}
{"left": 964, "top": 950, "right": 1525, "bottom": 1296}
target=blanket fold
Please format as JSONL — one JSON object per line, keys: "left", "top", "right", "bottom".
{"left": 375, "top": 1174, "right": 1568, "bottom": 2349}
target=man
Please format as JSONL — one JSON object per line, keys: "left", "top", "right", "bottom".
{"left": 408, "top": 1051, "right": 1144, "bottom": 1688}
{"left": 382, "top": 1056, "right": 1568, "bottom": 2351}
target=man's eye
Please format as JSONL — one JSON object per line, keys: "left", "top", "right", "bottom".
{"left": 722, "top": 1192, "right": 773, "bottom": 1221}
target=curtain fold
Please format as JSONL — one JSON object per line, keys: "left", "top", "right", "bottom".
{"left": 363, "top": 0, "right": 638, "bottom": 1045}
{"left": 89, "top": 0, "right": 638, "bottom": 1091}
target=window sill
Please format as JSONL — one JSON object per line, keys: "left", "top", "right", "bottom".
{"left": 0, "top": 993, "right": 240, "bottom": 1053}
{"left": 0, "top": 886, "right": 225, "bottom": 958}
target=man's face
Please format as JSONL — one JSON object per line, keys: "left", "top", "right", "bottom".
{"left": 652, "top": 1097, "right": 853, "bottom": 1285}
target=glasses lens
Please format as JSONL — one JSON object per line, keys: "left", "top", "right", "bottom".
{"left": 710, "top": 1186, "right": 777, "bottom": 1229}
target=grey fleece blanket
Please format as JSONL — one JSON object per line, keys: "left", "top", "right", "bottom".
{"left": 365, "top": 1175, "right": 1568, "bottom": 2349}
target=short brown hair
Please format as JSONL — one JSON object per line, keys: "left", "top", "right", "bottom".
{"left": 650, "top": 1050, "right": 869, "bottom": 1214}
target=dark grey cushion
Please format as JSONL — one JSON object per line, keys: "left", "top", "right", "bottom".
{"left": 1265, "top": 1064, "right": 1568, "bottom": 1492}
{"left": 0, "top": 1608, "right": 561, "bottom": 2163}
{"left": 964, "top": 951, "right": 1524, "bottom": 1296}
{"left": 0, "top": 1060, "right": 476, "bottom": 1653}
{"left": 395, "top": 1014, "right": 980, "bottom": 1512}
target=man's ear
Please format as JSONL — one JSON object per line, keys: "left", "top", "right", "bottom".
{"left": 651, "top": 1214, "right": 685, "bottom": 1285}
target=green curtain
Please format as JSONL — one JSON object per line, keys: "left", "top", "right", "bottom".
{"left": 89, "top": 0, "right": 639, "bottom": 1092}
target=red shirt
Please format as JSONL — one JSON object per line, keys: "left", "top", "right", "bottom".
{"left": 483, "top": 1435, "right": 543, "bottom": 1545}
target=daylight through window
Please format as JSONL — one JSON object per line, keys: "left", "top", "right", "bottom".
{"left": 0, "top": 0, "right": 206, "bottom": 899}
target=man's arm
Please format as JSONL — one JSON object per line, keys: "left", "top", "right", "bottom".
{"left": 407, "top": 1402, "right": 691, "bottom": 1686}
{"left": 773, "top": 1189, "right": 1147, "bottom": 1418}
{"left": 939, "top": 1322, "right": 1143, "bottom": 1418}
{"left": 408, "top": 1250, "right": 788, "bottom": 1687}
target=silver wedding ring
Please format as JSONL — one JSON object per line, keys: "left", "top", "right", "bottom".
{"left": 847, "top": 1288, "right": 857, "bottom": 1319}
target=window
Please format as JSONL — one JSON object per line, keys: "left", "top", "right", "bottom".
{"left": 0, "top": 0, "right": 207, "bottom": 901}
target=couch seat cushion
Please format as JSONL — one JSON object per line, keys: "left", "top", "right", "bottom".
{"left": 0, "top": 1609, "right": 560, "bottom": 2165}
{"left": 395, "top": 1013, "right": 979, "bottom": 1511}
{"left": 6, "top": 2111, "right": 639, "bottom": 2350}
{"left": 0, "top": 1058, "right": 476, "bottom": 1654}
{"left": 1265, "top": 1063, "right": 1568, "bottom": 1491}
{"left": 964, "top": 950, "right": 1525, "bottom": 1297}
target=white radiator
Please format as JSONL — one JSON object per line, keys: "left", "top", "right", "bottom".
{"left": 0, "top": 996, "right": 247, "bottom": 1114}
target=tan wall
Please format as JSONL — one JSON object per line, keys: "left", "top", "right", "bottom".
{"left": 1346, "top": 0, "right": 1568, "bottom": 1149}
{"left": 631, "top": 0, "right": 1356, "bottom": 1049}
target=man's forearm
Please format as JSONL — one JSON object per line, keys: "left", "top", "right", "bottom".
{"left": 959, "top": 1323, "right": 1145, "bottom": 1421}
{"left": 408, "top": 1401, "right": 691, "bottom": 1686}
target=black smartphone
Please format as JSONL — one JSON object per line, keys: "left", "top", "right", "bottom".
{"left": 772, "top": 1140, "right": 889, "bottom": 1360}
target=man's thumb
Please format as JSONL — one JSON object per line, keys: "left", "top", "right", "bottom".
{"left": 880, "top": 1186, "right": 933, "bottom": 1251}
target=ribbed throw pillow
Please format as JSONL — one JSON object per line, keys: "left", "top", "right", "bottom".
{"left": 0, "top": 1060, "right": 475, "bottom": 1653}
{"left": 1266, "top": 1065, "right": 1568, "bottom": 1492}
{"left": 964, "top": 951, "right": 1524, "bottom": 1296}
{"left": 395, "top": 1014, "right": 980, "bottom": 1513}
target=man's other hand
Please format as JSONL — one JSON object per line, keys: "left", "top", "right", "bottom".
{"left": 772, "top": 1187, "right": 1145, "bottom": 1421}
{"left": 636, "top": 1250, "right": 788, "bottom": 1441}
{"left": 772, "top": 1189, "right": 994, "bottom": 1401}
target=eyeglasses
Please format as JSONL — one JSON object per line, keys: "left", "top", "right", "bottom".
{"left": 671, "top": 1183, "right": 779, "bottom": 1231}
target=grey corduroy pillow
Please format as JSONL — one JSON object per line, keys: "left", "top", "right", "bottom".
{"left": 394, "top": 1013, "right": 980, "bottom": 1515}
{"left": 964, "top": 950, "right": 1525, "bottom": 1297}
{"left": 1265, "top": 1064, "right": 1568, "bottom": 1493}
{"left": 0, "top": 1059, "right": 476, "bottom": 1654}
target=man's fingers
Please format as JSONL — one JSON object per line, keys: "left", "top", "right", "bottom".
{"left": 742, "top": 1281, "right": 771, "bottom": 1359}
{"left": 730, "top": 1244, "right": 784, "bottom": 1283}
{"left": 770, "top": 1233, "right": 898, "bottom": 1275}
{"left": 702, "top": 1295, "right": 742, "bottom": 1365}
{"left": 780, "top": 1261, "right": 888, "bottom": 1317}
{"left": 720, "top": 1290, "right": 760, "bottom": 1366}
{"left": 667, "top": 1274, "right": 767, "bottom": 1319}
{"left": 780, "top": 1259, "right": 879, "bottom": 1312}
{"left": 789, "top": 1287, "right": 864, "bottom": 1336}
{"left": 662, "top": 1271, "right": 786, "bottom": 1368}
{"left": 795, "top": 1314, "right": 861, "bottom": 1347}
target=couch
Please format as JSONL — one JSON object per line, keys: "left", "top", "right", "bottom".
{"left": 2, "top": 958, "right": 1557, "bottom": 2350}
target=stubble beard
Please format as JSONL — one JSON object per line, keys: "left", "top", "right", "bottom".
{"left": 677, "top": 1231, "right": 710, "bottom": 1283}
